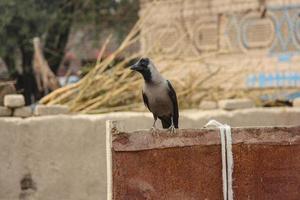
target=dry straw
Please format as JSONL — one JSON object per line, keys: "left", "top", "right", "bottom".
{"left": 39, "top": 6, "right": 239, "bottom": 113}
{"left": 40, "top": 3, "right": 284, "bottom": 113}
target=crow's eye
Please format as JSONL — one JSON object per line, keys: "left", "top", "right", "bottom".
{"left": 139, "top": 58, "right": 149, "bottom": 68}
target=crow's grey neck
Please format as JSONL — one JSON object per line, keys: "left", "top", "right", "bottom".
{"left": 144, "top": 75, "right": 165, "bottom": 85}
{"left": 144, "top": 64, "right": 164, "bottom": 84}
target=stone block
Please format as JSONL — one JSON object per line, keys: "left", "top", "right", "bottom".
{"left": 218, "top": 99, "right": 255, "bottom": 110}
{"left": 34, "top": 105, "right": 69, "bottom": 116}
{"left": 0, "top": 106, "right": 12, "bottom": 116}
{"left": 4, "top": 94, "right": 25, "bottom": 108}
{"left": 14, "top": 106, "right": 32, "bottom": 118}
{"left": 293, "top": 98, "right": 300, "bottom": 107}
{"left": 199, "top": 101, "right": 218, "bottom": 110}
{"left": 0, "top": 82, "right": 16, "bottom": 106}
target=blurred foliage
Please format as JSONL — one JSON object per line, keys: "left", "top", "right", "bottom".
{"left": 0, "top": 0, "right": 139, "bottom": 104}
{"left": 0, "top": 0, "right": 139, "bottom": 74}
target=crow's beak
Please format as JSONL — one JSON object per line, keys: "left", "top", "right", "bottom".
{"left": 130, "top": 63, "right": 140, "bottom": 71}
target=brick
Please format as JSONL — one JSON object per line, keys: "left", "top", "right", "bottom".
{"left": 199, "top": 101, "right": 218, "bottom": 110}
{"left": 34, "top": 105, "right": 69, "bottom": 116}
{"left": 14, "top": 106, "right": 32, "bottom": 118}
{"left": 218, "top": 98, "right": 255, "bottom": 110}
{"left": 293, "top": 98, "right": 300, "bottom": 107}
{"left": 0, "top": 106, "right": 12, "bottom": 116}
{"left": 4, "top": 94, "right": 25, "bottom": 108}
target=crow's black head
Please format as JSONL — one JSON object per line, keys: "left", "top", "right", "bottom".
{"left": 139, "top": 58, "right": 149, "bottom": 67}
{"left": 130, "top": 58, "right": 149, "bottom": 71}
{"left": 130, "top": 57, "right": 152, "bottom": 81}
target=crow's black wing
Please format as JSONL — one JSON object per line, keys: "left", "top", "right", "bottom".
{"left": 142, "top": 91, "right": 150, "bottom": 111}
{"left": 166, "top": 80, "right": 179, "bottom": 128}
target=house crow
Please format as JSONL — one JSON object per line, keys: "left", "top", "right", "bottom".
{"left": 130, "top": 58, "right": 179, "bottom": 132}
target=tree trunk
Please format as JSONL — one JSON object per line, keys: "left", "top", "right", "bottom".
{"left": 15, "top": 72, "right": 39, "bottom": 105}
{"left": 44, "top": 2, "right": 74, "bottom": 75}
{"left": 16, "top": 45, "right": 40, "bottom": 105}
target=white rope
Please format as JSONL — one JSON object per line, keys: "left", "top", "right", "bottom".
{"left": 106, "top": 120, "right": 113, "bottom": 200}
{"left": 204, "top": 120, "right": 234, "bottom": 200}
{"left": 225, "top": 124, "right": 233, "bottom": 200}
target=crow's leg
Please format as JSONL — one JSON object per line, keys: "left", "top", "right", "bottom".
{"left": 151, "top": 115, "right": 158, "bottom": 129}
{"left": 168, "top": 116, "right": 176, "bottom": 134}
{"left": 150, "top": 115, "right": 158, "bottom": 135}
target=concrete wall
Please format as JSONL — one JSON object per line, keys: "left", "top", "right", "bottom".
{"left": 0, "top": 116, "right": 107, "bottom": 200}
{"left": 0, "top": 107, "right": 300, "bottom": 199}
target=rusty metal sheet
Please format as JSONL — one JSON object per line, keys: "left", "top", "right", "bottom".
{"left": 113, "top": 129, "right": 221, "bottom": 151}
{"left": 232, "top": 127, "right": 300, "bottom": 199}
{"left": 112, "top": 126, "right": 300, "bottom": 200}
{"left": 232, "top": 126, "right": 300, "bottom": 145}
{"left": 113, "top": 145, "right": 223, "bottom": 199}
{"left": 233, "top": 144, "right": 300, "bottom": 199}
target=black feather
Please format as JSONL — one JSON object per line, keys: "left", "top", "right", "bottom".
{"left": 166, "top": 80, "right": 179, "bottom": 128}
{"left": 142, "top": 91, "right": 150, "bottom": 110}
{"left": 141, "top": 69, "right": 152, "bottom": 82}
{"left": 140, "top": 58, "right": 149, "bottom": 67}
{"left": 158, "top": 116, "right": 172, "bottom": 128}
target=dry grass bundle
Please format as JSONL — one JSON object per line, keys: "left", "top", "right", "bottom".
{"left": 39, "top": 23, "right": 221, "bottom": 113}
{"left": 39, "top": 56, "right": 223, "bottom": 114}
{"left": 38, "top": 11, "right": 242, "bottom": 113}
{"left": 40, "top": 5, "right": 282, "bottom": 113}
{"left": 40, "top": 14, "right": 148, "bottom": 113}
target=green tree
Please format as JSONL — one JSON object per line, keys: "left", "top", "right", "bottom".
{"left": 0, "top": 0, "right": 138, "bottom": 104}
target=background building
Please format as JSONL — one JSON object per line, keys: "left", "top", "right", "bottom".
{"left": 139, "top": 0, "right": 300, "bottom": 94}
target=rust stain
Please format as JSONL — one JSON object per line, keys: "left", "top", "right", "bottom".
{"left": 113, "top": 145, "right": 223, "bottom": 200}
{"left": 113, "top": 132, "right": 130, "bottom": 145}
{"left": 113, "top": 129, "right": 221, "bottom": 152}
{"left": 233, "top": 144, "right": 300, "bottom": 199}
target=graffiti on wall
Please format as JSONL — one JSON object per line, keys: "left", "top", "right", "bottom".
{"left": 225, "top": 4, "right": 300, "bottom": 54}
{"left": 233, "top": 5, "right": 300, "bottom": 88}
{"left": 269, "top": 5, "right": 300, "bottom": 55}
{"left": 141, "top": 2, "right": 300, "bottom": 89}
{"left": 246, "top": 72, "right": 300, "bottom": 88}
{"left": 143, "top": 3, "right": 300, "bottom": 58}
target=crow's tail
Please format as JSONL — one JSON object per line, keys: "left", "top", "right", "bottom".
{"left": 159, "top": 117, "right": 172, "bottom": 129}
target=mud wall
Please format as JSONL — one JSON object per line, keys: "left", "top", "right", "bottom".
{"left": 139, "top": 0, "right": 300, "bottom": 89}
{"left": 0, "top": 108, "right": 300, "bottom": 199}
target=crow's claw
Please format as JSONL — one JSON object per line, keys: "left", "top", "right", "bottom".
{"left": 168, "top": 125, "right": 176, "bottom": 134}
{"left": 150, "top": 126, "right": 159, "bottom": 136}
